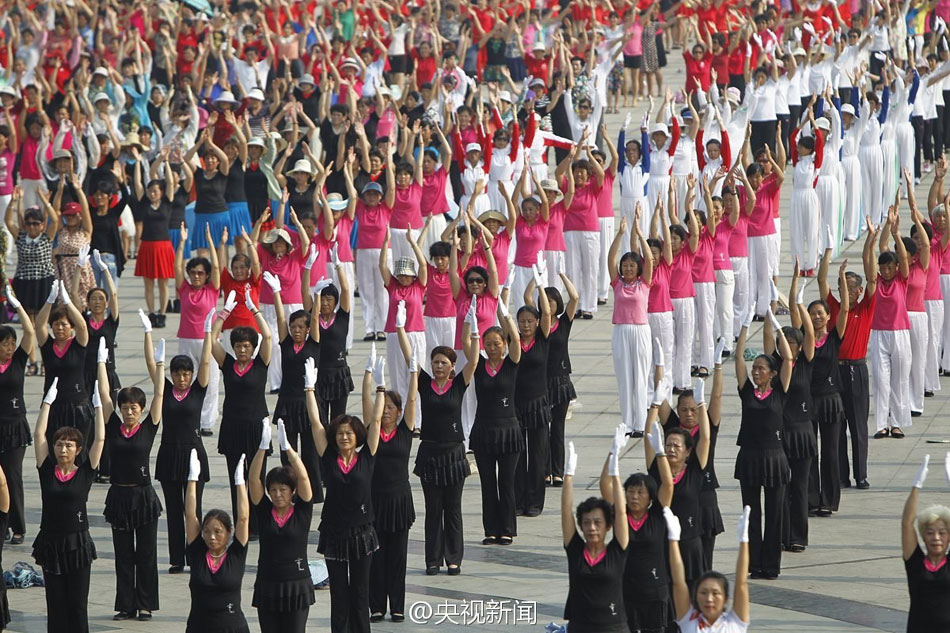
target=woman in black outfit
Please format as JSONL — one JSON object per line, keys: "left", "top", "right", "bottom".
{"left": 133, "top": 156, "right": 177, "bottom": 328}
{"left": 647, "top": 373, "right": 711, "bottom": 589}
{"left": 735, "top": 311, "right": 793, "bottom": 579}
{"left": 471, "top": 301, "right": 523, "bottom": 546}
{"left": 808, "top": 252, "right": 851, "bottom": 518}
{"left": 184, "top": 126, "right": 231, "bottom": 256}
{"left": 184, "top": 449, "right": 251, "bottom": 633}
{"left": 305, "top": 354, "right": 382, "bottom": 633}
{"left": 0, "top": 463, "right": 12, "bottom": 630}
{"left": 88, "top": 178, "right": 128, "bottom": 292}
{"left": 512, "top": 268, "right": 552, "bottom": 517}
{"left": 36, "top": 280, "right": 93, "bottom": 444}
{"left": 211, "top": 291, "right": 273, "bottom": 539}
{"left": 0, "top": 288, "right": 35, "bottom": 545}
{"left": 764, "top": 287, "right": 815, "bottom": 553}
{"left": 366, "top": 334, "right": 414, "bottom": 622}
{"left": 97, "top": 334, "right": 165, "bottom": 621}
{"left": 270, "top": 272, "right": 322, "bottom": 498}
{"left": 32, "top": 374, "right": 106, "bottom": 633}
{"left": 560, "top": 433, "right": 630, "bottom": 633}
{"left": 302, "top": 257, "right": 354, "bottom": 425}
{"left": 152, "top": 309, "right": 213, "bottom": 574}
{"left": 902, "top": 454, "right": 950, "bottom": 633}
{"left": 248, "top": 418, "right": 315, "bottom": 632}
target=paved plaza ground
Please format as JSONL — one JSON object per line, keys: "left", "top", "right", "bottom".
{"left": 1, "top": 54, "right": 939, "bottom": 633}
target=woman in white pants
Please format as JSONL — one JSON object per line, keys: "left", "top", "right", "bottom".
{"left": 594, "top": 135, "right": 619, "bottom": 305}
{"left": 563, "top": 141, "right": 606, "bottom": 319}
{"left": 608, "top": 213, "right": 655, "bottom": 437}
{"left": 423, "top": 241, "right": 457, "bottom": 359}
{"left": 618, "top": 117, "right": 651, "bottom": 241}
{"left": 508, "top": 171, "right": 551, "bottom": 315}
{"left": 349, "top": 165, "right": 395, "bottom": 341}
{"left": 860, "top": 91, "right": 888, "bottom": 227}
{"left": 815, "top": 107, "right": 843, "bottom": 256}
{"left": 789, "top": 119, "right": 824, "bottom": 274}
{"left": 928, "top": 204, "right": 950, "bottom": 388}
{"left": 840, "top": 101, "right": 866, "bottom": 241}
{"left": 742, "top": 156, "right": 780, "bottom": 319}
{"left": 647, "top": 196, "right": 674, "bottom": 404}
{"left": 541, "top": 177, "right": 572, "bottom": 295}
{"left": 668, "top": 183, "right": 700, "bottom": 391}
{"left": 325, "top": 192, "right": 356, "bottom": 350}
{"left": 646, "top": 118, "right": 680, "bottom": 218}
{"left": 708, "top": 171, "right": 742, "bottom": 361}
{"left": 905, "top": 208, "right": 932, "bottom": 416}
{"left": 867, "top": 210, "right": 912, "bottom": 439}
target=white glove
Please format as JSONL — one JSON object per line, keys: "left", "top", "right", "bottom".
{"left": 204, "top": 308, "right": 216, "bottom": 333}
{"left": 767, "top": 308, "right": 782, "bottom": 332}
{"left": 97, "top": 337, "right": 108, "bottom": 363}
{"left": 608, "top": 448, "right": 620, "bottom": 477}
{"left": 647, "top": 423, "right": 666, "bottom": 456}
{"left": 914, "top": 454, "right": 931, "bottom": 489}
{"left": 498, "top": 300, "right": 510, "bottom": 320}
{"left": 653, "top": 338, "right": 664, "bottom": 368}
{"left": 467, "top": 295, "right": 478, "bottom": 322}
{"left": 663, "top": 507, "right": 682, "bottom": 541}
{"left": 277, "top": 418, "right": 291, "bottom": 451}
{"left": 372, "top": 355, "right": 386, "bottom": 387}
{"left": 303, "top": 243, "right": 318, "bottom": 270}
{"left": 259, "top": 417, "right": 272, "bottom": 450}
{"left": 263, "top": 271, "right": 281, "bottom": 293}
{"left": 312, "top": 278, "right": 334, "bottom": 294}
{"left": 652, "top": 374, "right": 670, "bottom": 406}
{"left": 155, "top": 338, "right": 166, "bottom": 364}
{"left": 92, "top": 380, "right": 101, "bottom": 409}
{"left": 244, "top": 289, "right": 258, "bottom": 313}
{"left": 532, "top": 264, "right": 544, "bottom": 288}
{"left": 565, "top": 441, "right": 578, "bottom": 476}
{"left": 188, "top": 449, "right": 201, "bottom": 482}
{"left": 223, "top": 290, "right": 238, "bottom": 313}
{"left": 738, "top": 505, "right": 751, "bottom": 544}
{"left": 59, "top": 280, "right": 71, "bottom": 305}
{"left": 536, "top": 250, "right": 546, "bottom": 274}
{"left": 43, "top": 377, "right": 59, "bottom": 405}
{"left": 330, "top": 244, "right": 341, "bottom": 267}
{"left": 611, "top": 423, "right": 628, "bottom": 457}
{"left": 714, "top": 337, "right": 727, "bottom": 364}
{"left": 692, "top": 377, "right": 706, "bottom": 406}
{"left": 92, "top": 249, "right": 108, "bottom": 272}
{"left": 138, "top": 308, "right": 153, "bottom": 333}
{"left": 5, "top": 287, "right": 20, "bottom": 311}
{"left": 77, "top": 244, "right": 90, "bottom": 268}
{"left": 503, "top": 267, "right": 515, "bottom": 289}
{"left": 796, "top": 280, "right": 807, "bottom": 306}
{"left": 304, "top": 357, "right": 317, "bottom": 389}
{"left": 825, "top": 225, "right": 835, "bottom": 251}
{"left": 233, "top": 454, "right": 247, "bottom": 487}
{"left": 45, "top": 281, "right": 59, "bottom": 305}
{"left": 395, "top": 300, "right": 407, "bottom": 328}
{"left": 366, "top": 342, "right": 377, "bottom": 372}
{"left": 874, "top": 51, "right": 887, "bottom": 61}
{"left": 622, "top": 112, "right": 632, "bottom": 130}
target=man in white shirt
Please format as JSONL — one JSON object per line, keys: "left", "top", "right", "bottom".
{"left": 230, "top": 44, "right": 271, "bottom": 95}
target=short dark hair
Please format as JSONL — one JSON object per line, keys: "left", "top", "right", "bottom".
{"left": 575, "top": 496, "right": 615, "bottom": 526}
{"left": 430, "top": 241, "right": 451, "bottom": 258}
{"left": 53, "top": 426, "right": 84, "bottom": 448}
{"left": 692, "top": 571, "right": 730, "bottom": 610}
{"left": 265, "top": 465, "right": 298, "bottom": 492}
{"left": 845, "top": 271, "right": 864, "bottom": 286}
{"left": 0, "top": 326, "right": 17, "bottom": 345}
{"left": 169, "top": 355, "right": 195, "bottom": 374}
{"left": 86, "top": 287, "right": 107, "bottom": 304}
{"left": 186, "top": 257, "right": 212, "bottom": 275}
{"left": 666, "top": 427, "right": 694, "bottom": 451}
{"left": 327, "top": 414, "right": 368, "bottom": 451}
{"left": 619, "top": 251, "right": 644, "bottom": 277}
{"left": 516, "top": 305, "right": 541, "bottom": 321}
{"left": 230, "top": 326, "right": 259, "bottom": 347}
{"left": 464, "top": 265, "right": 489, "bottom": 285}
{"left": 202, "top": 509, "right": 233, "bottom": 533}
{"left": 623, "top": 472, "right": 659, "bottom": 502}
{"left": 545, "top": 287, "right": 565, "bottom": 316}
{"left": 431, "top": 346, "right": 457, "bottom": 364}
{"left": 116, "top": 386, "right": 147, "bottom": 409}
{"left": 48, "top": 306, "right": 73, "bottom": 326}
{"left": 289, "top": 309, "right": 310, "bottom": 328}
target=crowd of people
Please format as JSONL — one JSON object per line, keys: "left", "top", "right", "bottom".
{"left": 0, "top": 0, "right": 947, "bottom": 630}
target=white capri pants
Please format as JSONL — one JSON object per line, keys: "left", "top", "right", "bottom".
{"left": 564, "top": 231, "right": 601, "bottom": 314}
{"left": 455, "top": 346, "right": 479, "bottom": 445}
{"left": 356, "top": 248, "right": 391, "bottom": 336}
{"left": 648, "top": 311, "right": 674, "bottom": 403}
{"left": 925, "top": 299, "right": 943, "bottom": 393}
{"left": 509, "top": 264, "right": 543, "bottom": 315}
{"left": 940, "top": 274, "right": 950, "bottom": 371}
{"left": 870, "top": 328, "right": 912, "bottom": 432}
{"left": 262, "top": 301, "right": 304, "bottom": 391}
{"left": 671, "top": 297, "right": 696, "bottom": 389}
{"left": 388, "top": 331, "right": 426, "bottom": 428}
{"left": 545, "top": 250, "right": 566, "bottom": 295}
{"left": 424, "top": 316, "right": 456, "bottom": 363}
{"left": 692, "top": 282, "right": 715, "bottom": 371}
{"left": 731, "top": 256, "right": 749, "bottom": 345}
{"left": 613, "top": 323, "right": 652, "bottom": 433}
{"left": 390, "top": 228, "right": 421, "bottom": 263}
{"left": 748, "top": 235, "right": 777, "bottom": 318}
{"left": 178, "top": 337, "right": 220, "bottom": 432}
{"left": 908, "top": 311, "right": 929, "bottom": 414}
{"left": 598, "top": 217, "right": 615, "bottom": 302}
{"left": 714, "top": 269, "right": 735, "bottom": 355}
{"left": 328, "top": 261, "right": 356, "bottom": 350}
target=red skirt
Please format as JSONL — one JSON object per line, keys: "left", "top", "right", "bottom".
{"left": 135, "top": 240, "right": 175, "bottom": 279}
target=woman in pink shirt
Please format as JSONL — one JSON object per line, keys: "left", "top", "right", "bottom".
{"left": 541, "top": 175, "right": 575, "bottom": 295}
{"left": 647, "top": 198, "right": 675, "bottom": 404}
{"left": 867, "top": 210, "right": 912, "bottom": 439}
{"left": 419, "top": 131, "right": 453, "bottom": 258}
{"left": 389, "top": 148, "right": 424, "bottom": 263}
{"left": 424, "top": 241, "right": 457, "bottom": 359}
{"left": 926, "top": 206, "right": 949, "bottom": 398}
{"left": 562, "top": 138, "right": 606, "bottom": 319}
{"left": 897, "top": 206, "right": 931, "bottom": 417}
{"left": 669, "top": 186, "right": 700, "bottom": 392}
{"left": 701, "top": 173, "right": 740, "bottom": 372}
{"left": 593, "top": 131, "right": 620, "bottom": 306}
{"left": 622, "top": 10, "right": 644, "bottom": 107}
{"left": 508, "top": 171, "right": 551, "bottom": 314}
{"left": 729, "top": 168, "right": 756, "bottom": 355}
{"left": 743, "top": 159, "right": 783, "bottom": 320}
{"left": 608, "top": 212, "right": 655, "bottom": 437}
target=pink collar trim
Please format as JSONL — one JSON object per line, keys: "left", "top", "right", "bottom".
{"left": 272, "top": 505, "right": 295, "bottom": 528}
{"left": 815, "top": 333, "right": 828, "bottom": 348}
{"left": 672, "top": 468, "right": 686, "bottom": 485}
{"left": 120, "top": 423, "right": 142, "bottom": 439}
{"left": 753, "top": 388, "right": 773, "bottom": 401}
{"left": 55, "top": 466, "right": 78, "bottom": 482}
{"left": 293, "top": 341, "right": 306, "bottom": 354}
{"left": 173, "top": 387, "right": 191, "bottom": 402}
{"left": 521, "top": 338, "right": 536, "bottom": 352}
{"left": 550, "top": 319, "right": 561, "bottom": 334}
{"left": 206, "top": 551, "right": 227, "bottom": 573}
{"left": 233, "top": 360, "right": 253, "bottom": 377}
{"left": 52, "top": 337, "right": 73, "bottom": 358}
{"left": 0, "top": 358, "right": 12, "bottom": 374}
{"left": 338, "top": 452, "right": 358, "bottom": 474}
{"left": 627, "top": 513, "right": 648, "bottom": 531}
{"left": 380, "top": 426, "right": 398, "bottom": 442}
{"left": 432, "top": 378, "right": 453, "bottom": 395}
{"left": 584, "top": 547, "right": 607, "bottom": 567}
{"left": 320, "top": 314, "right": 336, "bottom": 329}
{"left": 486, "top": 359, "right": 503, "bottom": 376}
{"left": 89, "top": 318, "right": 105, "bottom": 331}
{"left": 925, "top": 556, "right": 948, "bottom": 572}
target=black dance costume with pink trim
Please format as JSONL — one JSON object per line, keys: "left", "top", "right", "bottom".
{"left": 274, "top": 336, "right": 323, "bottom": 501}
{"left": 103, "top": 413, "right": 162, "bottom": 530}
{"left": 32, "top": 457, "right": 97, "bottom": 574}
{"left": 186, "top": 538, "right": 250, "bottom": 633}
{"left": 251, "top": 497, "right": 315, "bottom": 614}
{"left": 83, "top": 313, "right": 120, "bottom": 398}
{"left": 622, "top": 503, "right": 670, "bottom": 633}
{"left": 41, "top": 338, "right": 94, "bottom": 446}
{"left": 0, "top": 348, "right": 29, "bottom": 538}
{"left": 649, "top": 451, "right": 707, "bottom": 585}
{"left": 316, "top": 311, "right": 354, "bottom": 421}
{"left": 564, "top": 533, "right": 628, "bottom": 633}
{"left": 905, "top": 548, "right": 950, "bottom": 631}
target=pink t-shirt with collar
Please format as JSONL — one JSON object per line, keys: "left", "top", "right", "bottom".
{"left": 454, "top": 290, "right": 499, "bottom": 350}
{"left": 258, "top": 232, "right": 305, "bottom": 305}
{"left": 612, "top": 277, "right": 650, "bottom": 325}
{"left": 385, "top": 278, "right": 426, "bottom": 332}
{"left": 648, "top": 260, "right": 673, "bottom": 313}
{"left": 744, "top": 174, "right": 779, "bottom": 237}
{"left": 390, "top": 182, "right": 424, "bottom": 230}
{"left": 333, "top": 215, "right": 355, "bottom": 263}
{"left": 728, "top": 210, "right": 749, "bottom": 258}
{"left": 355, "top": 201, "right": 393, "bottom": 249}
{"left": 669, "top": 248, "right": 696, "bottom": 299}
{"left": 563, "top": 178, "right": 602, "bottom": 232}
{"left": 871, "top": 274, "right": 911, "bottom": 330}
{"left": 926, "top": 239, "right": 943, "bottom": 301}
{"left": 514, "top": 218, "right": 549, "bottom": 267}
{"left": 178, "top": 282, "right": 218, "bottom": 339}
{"left": 906, "top": 261, "right": 927, "bottom": 313}
{"left": 424, "top": 266, "right": 455, "bottom": 318}
{"left": 545, "top": 201, "right": 568, "bottom": 251}
{"left": 490, "top": 232, "right": 511, "bottom": 283}
{"left": 713, "top": 217, "right": 735, "bottom": 270}
{"left": 691, "top": 230, "right": 715, "bottom": 284}
{"left": 596, "top": 171, "right": 616, "bottom": 219}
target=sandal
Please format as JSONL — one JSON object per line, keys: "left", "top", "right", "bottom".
{"left": 873, "top": 429, "right": 890, "bottom": 439}
{"left": 552, "top": 476, "right": 564, "bottom": 487}
{"left": 697, "top": 367, "right": 710, "bottom": 378}
{"left": 482, "top": 536, "right": 498, "bottom": 545}
{"left": 891, "top": 427, "right": 906, "bottom": 439}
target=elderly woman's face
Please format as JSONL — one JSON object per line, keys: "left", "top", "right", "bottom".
{"left": 923, "top": 519, "right": 950, "bottom": 557}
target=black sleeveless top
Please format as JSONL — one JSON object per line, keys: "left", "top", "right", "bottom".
{"left": 318, "top": 311, "right": 349, "bottom": 370}
{"left": 225, "top": 161, "right": 246, "bottom": 203}
{"left": 474, "top": 356, "right": 519, "bottom": 421}
{"left": 515, "top": 333, "right": 550, "bottom": 402}
{"left": 139, "top": 199, "right": 173, "bottom": 241}
{"left": 194, "top": 168, "right": 228, "bottom": 214}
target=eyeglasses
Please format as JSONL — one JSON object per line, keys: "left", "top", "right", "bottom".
{"left": 466, "top": 278, "right": 486, "bottom": 285}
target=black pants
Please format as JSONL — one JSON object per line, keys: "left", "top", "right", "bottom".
{"left": 936, "top": 106, "right": 946, "bottom": 156}
{"left": 701, "top": 534, "right": 716, "bottom": 570}
{"left": 549, "top": 400, "right": 569, "bottom": 478}
{"left": 838, "top": 362, "right": 869, "bottom": 482}
{"left": 728, "top": 73, "right": 746, "bottom": 101}
{"left": 474, "top": 451, "right": 520, "bottom": 538}
{"left": 161, "top": 479, "right": 204, "bottom": 567}
{"left": 623, "top": 593, "right": 670, "bottom": 633}
{"left": 943, "top": 92, "right": 950, "bottom": 149}
{"left": 838, "top": 87, "right": 853, "bottom": 106}
{"left": 740, "top": 480, "right": 785, "bottom": 576}
{"left": 913, "top": 115, "right": 927, "bottom": 178}
{"left": 225, "top": 452, "right": 265, "bottom": 538}
{"left": 422, "top": 480, "right": 464, "bottom": 567}
{"left": 778, "top": 113, "right": 792, "bottom": 161}
{"left": 258, "top": 606, "right": 309, "bottom": 633}
{"left": 784, "top": 455, "right": 812, "bottom": 548}
{"left": 326, "top": 555, "right": 372, "bottom": 633}
{"left": 515, "top": 427, "right": 548, "bottom": 515}
{"left": 0, "top": 446, "right": 26, "bottom": 535}
{"left": 750, "top": 120, "right": 777, "bottom": 158}
{"left": 369, "top": 528, "right": 409, "bottom": 617}
{"left": 318, "top": 395, "right": 349, "bottom": 427}
{"left": 809, "top": 421, "right": 841, "bottom": 512}
{"left": 112, "top": 520, "right": 159, "bottom": 613}
{"left": 45, "top": 564, "right": 91, "bottom": 633}
{"left": 281, "top": 424, "right": 323, "bottom": 502}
